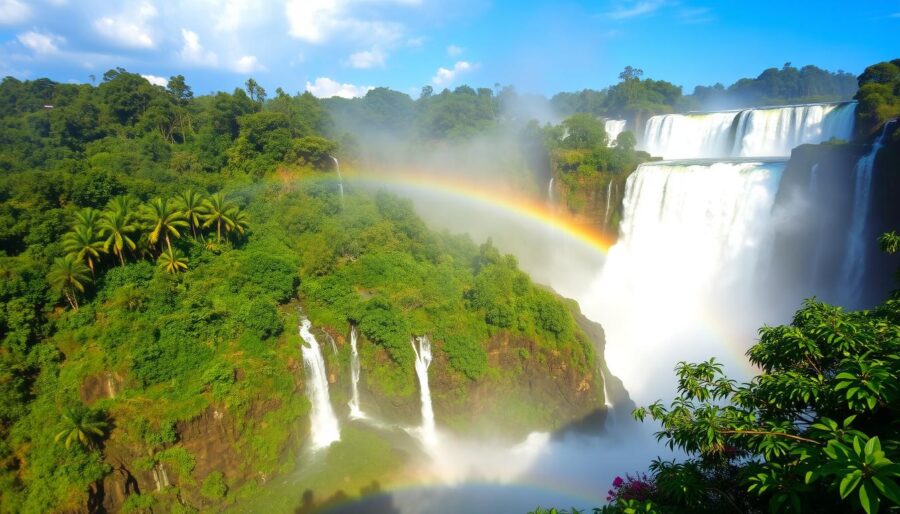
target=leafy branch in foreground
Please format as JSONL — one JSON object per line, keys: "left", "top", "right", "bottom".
{"left": 594, "top": 236, "right": 900, "bottom": 514}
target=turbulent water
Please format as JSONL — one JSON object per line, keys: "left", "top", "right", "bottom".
{"left": 348, "top": 325, "right": 365, "bottom": 419}
{"left": 299, "top": 318, "right": 341, "bottom": 449}
{"left": 583, "top": 160, "right": 787, "bottom": 400}
{"left": 411, "top": 336, "right": 437, "bottom": 446}
{"left": 642, "top": 102, "right": 855, "bottom": 159}
{"left": 604, "top": 119, "right": 627, "bottom": 146}
{"left": 840, "top": 121, "right": 896, "bottom": 305}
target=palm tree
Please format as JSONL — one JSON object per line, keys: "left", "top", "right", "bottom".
{"left": 201, "top": 193, "right": 236, "bottom": 242}
{"left": 54, "top": 405, "right": 107, "bottom": 449}
{"left": 99, "top": 197, "right": 139, "bottom": 266}
{"left": 72, "top": 207, "right": 101, "bottom": 232}
{"left": 157, "top": 246, "right": 188, "bottom": 274}
{"left": 229, "top": 207, "right": 250, "bottom": 241}
{"left": 48, "top": 254, "right": 91, "bottom": 311}
{"left": 142, "top": 198, "right": 188, "bottom": 253}
{"left": 62, "top": 226, "right": 105, "bottom": 276}
{"left": 176, "top": 189, "right": 207, "bottom": 240}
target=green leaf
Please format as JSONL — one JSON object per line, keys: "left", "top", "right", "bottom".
{"left": 840, "top": 471, "right": 862, "bottom": 499}
{"left": 871, "top": 476, "right": 900, "bottom": 504}
{"left": 859, "top": 481, "right": 880, "bottom": 514}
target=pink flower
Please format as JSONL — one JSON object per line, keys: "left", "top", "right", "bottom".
{"left": 612, "top": 476, "right": 624, "bottom": 488}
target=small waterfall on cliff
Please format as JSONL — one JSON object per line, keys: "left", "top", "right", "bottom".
{"left": 547, "top": 177, "right": 555, "bottom": 204}
{"left": 604, "top": 119, "right": 627, "bottom": 146}
{"left": 348, "top": 325, "right": 365, "bottom": 419}
{"left": 583, "top": 160, "right": 786, "bottom": 401}
{"left": 603, "top": 180, "right": 613, "bottom": 228}
{"left": 299, "top": 318, "right": 341, "bottom": 449}
{"left": 330, "top": 155, "right": 344, "bottom": 206}
{"left": 642, "top": 102, "right": 855, "bottom": 159}
{"left": 840, "top": 121, "right": 896, "bottom": 306}
{"left": 411, "top": 336, "right": 437, "bottom": 446}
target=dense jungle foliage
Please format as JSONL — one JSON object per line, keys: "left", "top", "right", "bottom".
{"left": 0, "top": 69, "right": 601, "bottom": 513}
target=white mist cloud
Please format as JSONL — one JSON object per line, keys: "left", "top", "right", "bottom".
{"left": 432, "top": 61, "right": 475, "bottom": 87}
{"left": 0, "top": 0, "right": 31, "bottom": 25}
{"left": 347, "top": 48, "right": 386, "bottom": 69}
{"left": 232, "top": 55, "right": 265, "bottom": 73}
{"left": 179, "top": 28, "right": 218, "bottom": 66}
{"left": 604, "top": 0, "right": 667, "bottom": 20}
{"left": 285, "top": 0, "right": 413, "bottom": 47}
{"left": 141, "top": 74, "right": 168, "bottom": 86}
{"left": 447, "top": 44, "right": 463, "bottom": 57}
{"left": 17, "top": 31, "right": 63, "bottom": 55}
{"left": 93, "top": 1, "right": 157, "bottom": 49}
{"left": 305, "top": 77, "right": 373, "bottom": 99}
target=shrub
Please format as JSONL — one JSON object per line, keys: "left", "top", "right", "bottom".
{"left": 201, "top": 471, "right": 228, "bottom": 500}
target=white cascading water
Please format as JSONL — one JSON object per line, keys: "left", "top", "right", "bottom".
{"left": 582, "top": 160, "right": 786, "bottom": 401}
{"left": 604, "top": 119, "right": 627, "bottom": 146}
{"left": 348, "top": 325, "right": 365, "bottom": 419}
{"left": 642, "top": 103, "right": 855, "bottom": 159}
{"left": 840, "top": 121, "right": 895, "bottom": 306}
{"left": 299, "top": 318, "right": 341, "bottom": 449}
{"left": 603, "top": 180, "right": 613, "bottom": 227}
{"left": 411, "top": 336, "right": 437, "bottom": 446}
{"left": 547, "top": 177, "right": 554, "bottom": 203}
{"left": 330, "top": 155, "right": 344, "bottom": 205}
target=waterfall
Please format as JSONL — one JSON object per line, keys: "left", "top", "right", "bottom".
{"left": 641, "top": 102, "right": 855, "bottom": 159}
{"left": 348, "top": 325, "right": 365, "bottom": 419}
{"left": 547, "top": 177, "right": 554, "bottom": 203}
{"left": 411, "top": 336, "right": 437, "bottom": 446}
{"left": 839, "top": 121, "right": 896, "bottom": 306}
{"left": 583, "top": 160, "right": 786, "bottom": 401}
{"left": 330, "top": 155, "right": 344, "bottom": 205}
{"left": 603, "top": 180, "right": 613, "bottom": 228}
{"left": 808, "top": 164, "right": 824, "bottom": 283}
{"left": 299, "top": 318, "right": 341, "bottom": 449}
{"left": 604, "top": 119, "right": 627, "bottom": 146}
{"left": 600, "top": 368, "right": 615, "bottom": 427}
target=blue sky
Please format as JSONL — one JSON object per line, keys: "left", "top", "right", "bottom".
{"left": 1, "top": 0, "right": 898, "bottom": 99}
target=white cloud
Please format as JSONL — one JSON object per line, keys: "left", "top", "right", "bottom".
{"left": 179, "top": 28, "right": 218, "bottom": 66}
{"left": 447, "top": 44, "right": 463, "bottom": 57}
{"left": 347, "top": 48, "right": 386, "bottom": 69}
{"left": 0, "top": 0, "right": 31, "bottom": 25}
{"left": 285, "top": 0, "right": 410, "bottom": 46}
{"left": 232, "top": 55, "right": 265, "bottom": 73}
{"left": 93, "top": 2, "right": 157, "bottom": 49}
{"left": 305, "top": 77, "right": 373, "bottom": 99}
{"left": 604, "top": 0, "right": 667, "bottom": 20}
{"left": 17, "top": 31, "right": 63, "bottom": 55}
{"left": 141, "top": 74, "right": 168, "bottom": 87}
{"left": 215, "top": 0, "right": 253, "bottom": 31}
{"left": 432, "top": 60, "right": 475, "bottom": 87}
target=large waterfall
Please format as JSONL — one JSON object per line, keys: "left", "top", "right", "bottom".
{"left": 348, "top": 325, "right": 365, "bottom": 419}
{"left": 605, "top": 119, "right": 627, "bottom": 146}
{"left": 642, "top": 102, "right": 855, "bottom": 159}
{"left": 299, "top": 318, "right": 341, "bottom": 449}
{"left": 840, "top": 121, "right": 896, "bottom": 305}
{"left": 583, "top": 160, "right": 786, "bottom": 400}
{"left": 411, "top": 336, "right": 437, "bottom": 446}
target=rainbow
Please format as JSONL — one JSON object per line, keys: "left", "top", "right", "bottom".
{"left": 345, "top": 171, "right": 616, "bottom": 255}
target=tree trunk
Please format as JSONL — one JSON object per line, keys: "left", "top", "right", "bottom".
{"left": 65, "top": 288, "right": 78, "bottom": 311}
{"left": 165, "top": 234, "right": 173, "bottom": 253}
{"left": 118, "top": 249, "right": 125, "bottom": 267}
{"left": 217, "top": 219, "right": 222, "bottom": 242}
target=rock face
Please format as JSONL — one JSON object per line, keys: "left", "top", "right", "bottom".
{"left": 97, "top": 400, "right": 293, "bottom": 513}
{"left": 771, "top": 137, "right": 900, "bottom": 308}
